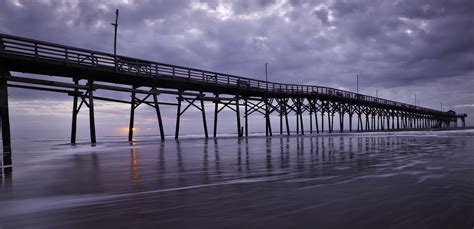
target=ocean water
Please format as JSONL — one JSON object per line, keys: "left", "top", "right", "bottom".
{"left": 1, "top": 130, "right": 473, "bottom": 228}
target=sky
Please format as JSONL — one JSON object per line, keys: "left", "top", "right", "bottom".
{"left": 0, "top": 0, "right": 473, "bottom": 139}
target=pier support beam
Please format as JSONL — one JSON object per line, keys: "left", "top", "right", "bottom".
{"left": 357, "top": 113, "right": 362, "bottom": 132}
{"left": 392, "top": 115, "right": 395, "bottom": 130}
{"left": 175, "top": 93, "right": 182, "bottom": 140}
{"left": 284, "top": 99, "right": 290, "bottom": 135}
{"left": 265, "top": 98, "right": 272, "bottom": 136}
{"left": 152, "top": 88, "right": 165, "bottom": 140}
{"left": 201, "top": 93, "right": 209, "bottom": 138}
{"left": 339, "top": 112, "right": 344, "bottom": 133}
{"left": 244, "top": 98, "right": 248, "bottom": 137}
{"left": 321, "top": 112, "right": 325, "bottom": 133}
{"left": 349, "top": 114, "right": 353, "bottom": 132}
{"left": 88, "top": 80, "right": 96, "bottom": 144}
{"left": 175, "top": 93, "right": 208, "bottom": 139}
{"left": 128, "top": 89, "right": 136, "bottom": 142}
{"left": 279, "top": 99, "right": 283, "bottom": 135}
{"left": 365, "top": 113, "right": 369, "bottom": 131}
{"left": 68, "top": 79, "right": 96, "bottom": 144}
{"left": 314, "top": 103, "right": 319, "bottom": 134}
{"left": 397, "top": 116, "right": 400, "bottom": 129}
{"left": 328, "top": 112, "right": 332, "bottom": 133}
{"left": 235, "top": 95, "right": 241, "bottom": 137}
{"left": 0, "top": 74, "right": 12, "bottom": 173}
{"left": 387, "top": 115, "right": 390, "bottom": 130}
{"left": 213, "top": 94, "right": 219, "bottom": 138}
{"left": 70, "top": 79, "right": 79, "bottom": 144}
{"left": 296, "top": 98, "right": 304, "bottom": 135}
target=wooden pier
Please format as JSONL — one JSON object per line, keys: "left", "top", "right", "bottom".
{"left": 0, "top": 34, "right": 467, "bottom": 173}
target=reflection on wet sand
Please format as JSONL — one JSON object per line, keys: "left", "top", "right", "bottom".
{"left": 115, "top": 134, "right": 467, "bottom": 193}
{"left": 0, "top": 131, "right": 473, "bottom": 229}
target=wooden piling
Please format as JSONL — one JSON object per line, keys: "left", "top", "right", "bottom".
{"left": 70, "top": 79, "right": 79, "bottom": 144}
{"left": 284, "top": 99, "right": 290, "bottom": 135}
{"left": 213, "top": 94, "right": 219, "bottom": 138}
{"left": 235, "top": 95, "right": 241, "bottom": 137}
{"left": 279, "top": 99, "right": 283, "bottom": 135}
{"left": 244, "top": 98, "right": 248, "bottom": 137}
{"left": 175, "top": 94, "right": 182, "bottom": 140}
{"left": 315, "top": 109, "right": 319, "bottom": 134}
{"left": 152, "top": 88, "right": 165, "bottom": 140}
{"left": 128, "top": 90, "right": 136, "bottom": 142}
{"left": 88, "top": 80, "right": 96, "bottom": 144}
{"left": 339, "top": 112, "right": 344, "bottom": 133}
{"left": 321, "top": 113, "right": 325, "bottom": 132}
{"left": 200, "top": 93, "right": 209, "bottom": 138}
{"left": 349, "top": 114, "right": 353, "bottom": 132}
{"left": 0, "top": 75, "right": 12, "bottom": 173}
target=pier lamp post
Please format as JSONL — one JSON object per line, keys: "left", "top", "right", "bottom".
{"left": 111, "top": 9, "right": 119, "bottom": 69}
{"left": 264, "top": 62, "right": 271, "bottom": 136}
{"left": 265, "top": 63, "right": 268, "bottom": 89}
{"left": 356, "top": 74, "right": 359, "bottom": 94}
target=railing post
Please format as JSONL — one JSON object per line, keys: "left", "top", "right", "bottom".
{"left": 0, "top": 36, "right": 4, "bottom": 55}
{"left": 91, "top": 53, "right": 96, "bottom": 66}
{"left": 65, "top": 48, "right": 69, "bottom": 65}
{"left": 34, "top": 42, "right": 38, "bottom": 59}
{"left": 136, "top": 59, "right": 139, "bottom": 75}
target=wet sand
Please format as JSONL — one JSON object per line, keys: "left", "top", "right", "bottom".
{"left": 1, "top": 130, "right": 474, "bottom": 228}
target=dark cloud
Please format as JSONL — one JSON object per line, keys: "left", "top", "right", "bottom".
{"left": 0, "top": 0, "right": 473, "bottom": 131}
{"left": 313, "top": 8, "right": 329, "bottom": 25}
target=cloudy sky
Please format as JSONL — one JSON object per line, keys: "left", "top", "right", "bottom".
{"left": 0, "top": 0, "right": 473, "bottom": 139}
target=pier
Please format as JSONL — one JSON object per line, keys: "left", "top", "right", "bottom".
{"left": 0, "top": 34, "right": 467, "bottom": 172}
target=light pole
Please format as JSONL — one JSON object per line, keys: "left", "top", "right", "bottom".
{"left": 265, "top": 63, "right": 268, "bottom": 87}
{"left": 414, "top": 93, "right": 417, "bottom": 106}
{"left": 111, "top": 9, "right": 119, "bottom": 68}
{"left": 376, "top": 89, "right": 378, "bottom": 98}
{"left": 356, "top": 74, "right": 359, "bottom": 94}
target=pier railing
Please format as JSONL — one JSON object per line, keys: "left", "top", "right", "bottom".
{"left": 0, "top": 34, "right": 443, "bottom": 114}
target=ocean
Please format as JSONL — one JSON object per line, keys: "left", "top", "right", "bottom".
{"left": 1, "top": 130, "right": 473, "bottom": 228}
